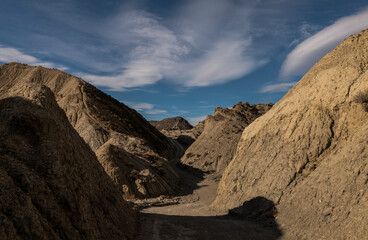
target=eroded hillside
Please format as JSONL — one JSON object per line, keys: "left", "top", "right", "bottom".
{"left": 0, "top": 63, "right": 179, "bottom": 199}
{"left": 181, "top": 102, "right": 272, "bottom": 173}
{"left": 212, "top": 29, "right": 368, "bottom": 239}
{"left": 0, "top": 84, "right": 135, "bottom": 239}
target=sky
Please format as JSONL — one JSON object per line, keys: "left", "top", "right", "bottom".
{"left": 1, "top": 0, "right": 368, "bottom": 124}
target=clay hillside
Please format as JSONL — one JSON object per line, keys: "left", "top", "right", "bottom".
{"left": 181, "top": 102, "right": 272, "bottom": 173}
{"left": 212, "top": 30, "right": 368, "bottom": 238}
{"left": 0, "top": 84, "right": 135, "bottom": 239}
{"left": 150, "top": 116, "right": 193, "bottom": 131}
{"left": 150, "top": 117, "right": 204, "bottom": 154}
{"left": 0, "top": 63, "right": 179, "bottom": 200}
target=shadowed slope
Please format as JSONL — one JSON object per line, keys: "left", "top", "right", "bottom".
{"left": 0, "top": 63, "right": 179, "bottom": 199}
{"left": 0, "top": 84, "right": 135, "bottom": 239}
{"left": 150, "top": 117, "right": 204, "bottom": 158}
{"left": 150, "top": 117, "right": 193, "bottom": 131}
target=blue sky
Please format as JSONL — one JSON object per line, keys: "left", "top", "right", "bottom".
{"left": 1, "top": 0, "right": 368, "bottom": 124}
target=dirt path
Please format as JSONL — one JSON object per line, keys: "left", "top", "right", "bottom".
{"left": 141, "top": 174, "right": 226, "bottom": 217}
{"left": 135, "top": 168, "right": 283, "bottom": 240}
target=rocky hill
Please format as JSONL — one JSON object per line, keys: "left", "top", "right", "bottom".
{"left": 181, "top": 102, "right": 272, "bottom": 173}
{"left": 0, "top": 63, "right": 179, "bottom": 199}
{"left": 0, "top": 84, "right": 135, "bottom": 239}
{"left": 150, "top": 117, "right": 204, "bottom": 157}
{"left": 150, "top": 117, "right": 193, "bottom": 131}
{"left": 212, "top": 29, "right": 368, "bottom": 238}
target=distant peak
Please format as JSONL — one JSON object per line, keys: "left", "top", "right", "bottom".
{"left": 150, "top": 116, "right": 193, "bottom": 130}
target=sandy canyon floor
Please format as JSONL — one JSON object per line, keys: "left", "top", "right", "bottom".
{"left": 135, "top": 163, "right": 283, "bottom": 240}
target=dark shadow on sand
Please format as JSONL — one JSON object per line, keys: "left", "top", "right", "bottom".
{"left": 166, "top": 161, "right": 206, "bottom": 197}
{"left": 137, "top": 197, "right": 283, "bottom": 240}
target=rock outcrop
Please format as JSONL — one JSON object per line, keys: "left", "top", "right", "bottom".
{"left": 150, "top": 117, "right": 193, "bottom": 131}
{"left": 212, "top": 29, "right": 368, "bottom": 238}
{"left": 96, "top": 138, "right": 180, "bottom": 199}
{"left": 150, "top": 117, "right": 204, "bottom": 157}
{"left": 0, "top": 84, "right": 135, "bottom": 239}
{"left": 181, "top": 102, "right": 272, "bottom": 173}
{"left": 0, "top": 63, "right": 178, "bottom": 199}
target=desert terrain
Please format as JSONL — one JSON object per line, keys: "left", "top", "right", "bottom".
{"left": 1, "top": 28, "right": 368, "bottom": 240}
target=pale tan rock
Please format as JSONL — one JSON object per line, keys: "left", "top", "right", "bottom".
{"left": 152, "top": 117, "right": 205, "bottom": 156}
{"left": 212, "top": 29, "right": 368, "bottom": 239}
{"left": 181, "top": 102, "right": 272, "bottom": 173}
{"left": 96, "top": 138, "right": 179, "bottom": 200}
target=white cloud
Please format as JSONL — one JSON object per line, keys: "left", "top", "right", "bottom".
{"left": 181, "top": 39, "right": 267, "bottom": 87}
{"left": 12, "top": 1, "right": 305, "bottom": 91}
{"left": 260, "top": 82, "right": 296, "bottom": 93}
{"left": 0, "top": 45, "right": 67, "bottom": 70}
{"left": 281, "top": 8, "right": 368, "bottom": 78}
{"left": 124, "top": 101, "right": 154, "bottom": 111}
{"left": 83, "top": 11, "right": 188, "bottom": 91}
{"left": 177, "top": 110, "right": 189, "bottom": 114}
{"left": 170, "top": 106, "right": 189, "bottom": 114}
{"left": 123, "top": 101, "right": 167, "bottom": 115}
{"left": 187, "top": 115, "right": 207, "bottom": 125}
{"left": 83, "top": 8, "right": 266, "bottom": 90}
{"left": 82, "top": 59, "right": 164, "bottom": 91}
{"left": 298, "top": 23, "right": 320, "bottom": 38}
{"left": 0, "top": 46, "right": 38, "bottom": 63}
{"left": 146, "top": 109, "right": 167, "bottom": 115}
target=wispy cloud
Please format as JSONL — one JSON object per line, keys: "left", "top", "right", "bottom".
{"left": 146, "top": 109, "right": 167, "bottom": 115}
{"left": 123, "top": 101, "right": 167, "bottom": 115}
{"left": 298, "top": 23, "right": 320, "bottom": 38}
{"left": 171, "top": 106, "right": 189, "bottom": 114}
{"left": 84, "top": 10, "right": 188, "bottom": 91}
{"left": 177, "top": 110, "right": 189, "bottom": 114}
{"left": 187, "top": 115, "right": 207, "bottom": 126}
{"left": 0, "top": 45, "right": 67, "bottom": 70}
{"left": 82, "top": 4, "right": 267, "bottom": 90}
{"left": 180, "top": 39, "right": 267, "bottom": 87}
{"left": 124, "top": 102, "right": 154, "bottom": 111}
{"left": 260, "top": 82, "right": 296, "bottom": 93}
{"left": 281, "top": 7, "right": 368, "bottom": 78}
{"left": 0, "top": 46, "right": 38, "bottom": 63}
{"left": 3, "top": 0, "right": 344, "bottom": 94}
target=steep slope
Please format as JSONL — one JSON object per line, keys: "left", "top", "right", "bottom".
{"left": 212, "top": 30, "right": 368, "bottom": 238}
{"left": 181, "top": 102, "right": 272, "bottom": 173}
{"left": 150, "top": 117, "right": 193, "bottom": 131}
{"left": 0, "top": 63, "right": 178, "bottom": 199}
{"left": 150, "top": 117, "right": 203, "bottom": 156}
{"left": 0, "top": 84, "right": 135, "bottom": 239}
{"left": 96, "top": 138, "right": 179, "bottom": 199}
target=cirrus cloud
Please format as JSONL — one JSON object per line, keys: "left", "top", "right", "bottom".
{"left": 82, "top": 7, "right": 267, "bottom": 91}
{"left": 187, "top": 115, "right": 207, "bottom": 126}
{"left": 281, "top": 7, "right": 368, "bottom": 78}
{"left": 0, "top": 45, "right": 67, "bottom": 70}
{"left": 123, "top": 101, "right": 167, "bottom": 115}
{"left": 260, "top": 82, "right": 297, "bottom": 93}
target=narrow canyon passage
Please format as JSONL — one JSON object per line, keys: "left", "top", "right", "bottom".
{"left": 135, "top": 167, "right": 283, "bottom": 240}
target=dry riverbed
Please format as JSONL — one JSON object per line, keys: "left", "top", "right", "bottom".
{"left": 135, "top": 170, "right": 282, "bottom": 240}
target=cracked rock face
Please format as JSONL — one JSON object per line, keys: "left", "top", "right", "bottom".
{"left": 212, "top": 29, "right": 368, "bottom": 238}
{"left": 0, "top": 63, "right": 178, "bottom": 199}
{"left": 0, "top": 84, "right": 135, "bottom": 240}
{"left": 181, "top": 102, "right": 272, "bottom": 173}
